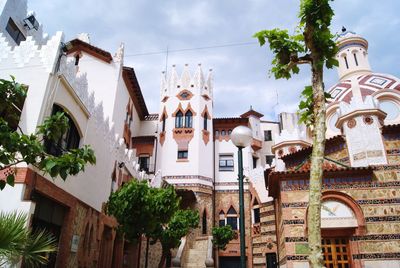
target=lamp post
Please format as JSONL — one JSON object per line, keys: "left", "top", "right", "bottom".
{"left": 231, "top": 125, "right": 253, "bottom": 268}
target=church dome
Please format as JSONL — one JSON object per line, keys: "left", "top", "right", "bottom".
{"left": 327, "top": 73, "right": 400, "bottom": 104}
{"left": 324, "top": 28, "right": 400, "bottom": 134}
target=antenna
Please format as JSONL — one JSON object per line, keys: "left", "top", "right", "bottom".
{"left": 272, "top": 88, "right": 280, "bottom": 121}
{"left": 164, "top": 45, "right": 169, "bottom": 78}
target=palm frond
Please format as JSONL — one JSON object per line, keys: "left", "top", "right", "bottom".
{"left": 22, "top": 229, "right": 57, "bottom": 267}
{"left": 0, "top": 211, "right": 28, "bottom": 258}
{"left": 0, "top": 211, "right": 57, "bottom": 267}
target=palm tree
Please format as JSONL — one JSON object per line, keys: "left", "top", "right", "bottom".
{"left": 0, "top": 211, "right": 57, "bottom": 267}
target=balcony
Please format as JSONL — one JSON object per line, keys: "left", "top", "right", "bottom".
{"left": 138, "top": 163, "right": 155, "bottom": 174}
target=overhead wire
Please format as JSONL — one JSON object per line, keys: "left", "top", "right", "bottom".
{"left": 0, "top": 41, "right": 259, "bottom": 72}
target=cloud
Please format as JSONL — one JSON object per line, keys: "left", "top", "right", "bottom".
{"left": 29, "top": 0, "right": 400, "bottom": 121}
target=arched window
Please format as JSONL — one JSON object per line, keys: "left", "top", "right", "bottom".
{"left": 353, "top": 52, "right": 358, "bottom": 66}
{"left": 175, "top": 111, "right": 183, "bottom": 128}
{"left": 344, "top": 56, "right": 349, "bottom": 69}
{"left": 185, "top": 110, "right": 193, "bottom": 128}
{"left": 227, "top": 206, "right": 238, "bottom": 230}
{"left": 45, "top": 104, "right": 81, "bottom": 156}
{"left": 203, "top": 113, "right": 208, "bottom": 130}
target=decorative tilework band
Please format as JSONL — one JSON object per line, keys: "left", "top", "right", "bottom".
{"left": 283, "top": 219, "right": 305, "bottom": 225}
{"left": 351, "top": 234, "right": 400, "bottom": 241}
{"left": 352, "top": 253, "right": 400, "bottom": 260}
{"left": 365, "top": 216, "right": 400, "bottom": 222}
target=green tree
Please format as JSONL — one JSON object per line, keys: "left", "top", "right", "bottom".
{"left": 107, "top": 180, "right": 180, "bottom": 242}
{"left": 0, "top": 211, "right": 57, "bottom": 267}
{"left": 254, "top": 1, "right": 338, "bottom": 267}
{"left": 211, "top": 225, "right": 235, "bottom": 251}
{"left": 0, "top": 77, "right": 96, "bottom": 190}
{"left": 150, "top": 209, "right": 199, "bottom": 268}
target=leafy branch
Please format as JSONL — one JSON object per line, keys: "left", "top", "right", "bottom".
{"left": 0, "top": 77, "right": 96, "bottom": 190}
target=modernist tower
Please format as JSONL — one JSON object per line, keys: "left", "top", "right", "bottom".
{"left": 158, "top": 64, "right": 215, "bottom": 235}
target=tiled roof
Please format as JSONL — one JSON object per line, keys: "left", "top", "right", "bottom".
{"left": 66, "top": 39, "right": 113, "bottom": 63}
{"left": 122, "top": 67, "right": 149, "bottom": 120}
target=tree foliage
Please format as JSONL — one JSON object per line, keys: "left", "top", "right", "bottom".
{"left": 107, "top": 180, "right": 199, "bottom": 268}
{"left": 211, "top": 225, "right": 235, "bottom": 250}
{"left": 0, "top": 211, "right": 57, "bottom": 267}
{"left": 107, "top": 180, "right": 180, "bottom": 241}
{"left": 0, "top": 77, "right": 96, "bottom": 190}
{"left": 255, "top": 1, "right": 338, "bottom": 267}
{"left": 150, "top": 209, "right": 199, "bottom": 268}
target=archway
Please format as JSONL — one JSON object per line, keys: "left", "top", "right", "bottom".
{"left": 305, "top": 191, "right": 366, "bottom": 268}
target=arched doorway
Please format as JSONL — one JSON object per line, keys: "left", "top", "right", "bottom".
{"left": 306, "top": 192, "right": 366, "bottom": 268}
{"left": 321, "top": 200, "right": 357, "bottom": 268}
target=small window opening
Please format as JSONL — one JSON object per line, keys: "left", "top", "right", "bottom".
{"left": 177, "top": 150, "right": 188, "bottom": 159}
{"left": 353, "top": 53, "right": 358, "bottom": 66}
{"left": 344, "top": 56, "right": 349, "bottom": 69}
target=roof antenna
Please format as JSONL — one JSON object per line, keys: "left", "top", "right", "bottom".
{"left": 164, "top": 45, "right": 169, "bottom": 78}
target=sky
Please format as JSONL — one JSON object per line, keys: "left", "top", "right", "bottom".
{"left": 29, "top": 0, "right": 400, "bottom": 121}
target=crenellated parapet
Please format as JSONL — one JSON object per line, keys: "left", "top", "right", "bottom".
{"left": 160, "top": 64, "right": 213, "bottom": 100}
{"left": 0, "top": 31, "right": 62, "bottom": 72}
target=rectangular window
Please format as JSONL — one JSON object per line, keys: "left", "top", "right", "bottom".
{"left": 177, "top": 150, "right": 188, "bottom": 159}
{"left": 253, "top": 208, "right": 260, "bottom": 224}
{"left": 219, "top": 154, "right": 234, "bottom": 171}
{"left": 6, "top": 18, "right": 25, "bottom": 45}
{"left": 264, "top": 130, "right": 272, "bottom": 141}
{"left": 265, "top": 155, "right": 274, "bottom": 166}
{"left": 219, "top": 219, "right": 225, "bottom": 227}
{"left": 138, "top": 156, "right": 150, "bottom": 172}
{"left": 227, "top": 217, "right": 238, "bottom": 230}
{"left": 252, "top": 156, "right": 258, "bottom": 169}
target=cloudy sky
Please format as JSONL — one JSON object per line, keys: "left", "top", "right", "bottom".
{"left": 30, "top": 0, "right": 400, "bottom": 120}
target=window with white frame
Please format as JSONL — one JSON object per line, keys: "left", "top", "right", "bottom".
{"left": 219, "top": 154, "right": 234, "bottom": 171}
{"left": 226, "top": 206, "right": 238, "bottom": 230}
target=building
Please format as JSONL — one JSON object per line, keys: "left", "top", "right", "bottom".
{"left": 0, "top": 0, "right": 159, "bottom": 267}
{"left": 267, "top": 29, "right": 400, "bottom": 268}
{"left": 1, "top": 1, "right": 399, "bottom": 268}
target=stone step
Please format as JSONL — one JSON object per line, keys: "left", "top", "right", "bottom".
{"left": 186, "top": 252, "right": 206, "bottom": 259}
{"left": 185, "top": 264, "right": 205, "bottom": 268}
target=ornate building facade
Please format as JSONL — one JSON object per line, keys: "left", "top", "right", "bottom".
{"left": 0, "top": 0, "right": 399, "bottom": 268}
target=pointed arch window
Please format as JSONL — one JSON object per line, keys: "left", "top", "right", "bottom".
{"left": 203, "top": 112, "right": 208, "bottom": 130}
{"left": 175, "top": 111, "right": 184, "bottom": 128}
{"left": 185, "top": 110, "right": 193, "bottom": 128}
{"left": 227, "top": 206, "right": 238, "bottom": 230}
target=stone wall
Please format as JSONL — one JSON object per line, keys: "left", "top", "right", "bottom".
{"left": 275, "top": 166, "right": 400, "bottom": 268}
{"left": 214, "top": 190, "right": 252, "bottom": 266}
{"left": 252, "top": 201, "right": 277, "bottom": 267}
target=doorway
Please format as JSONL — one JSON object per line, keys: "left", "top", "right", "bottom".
{"left": 322, "top": 238, "right": 351, "bottom": 268}
{"left": 266, "top": 252, "right": 277, "bottom": 268}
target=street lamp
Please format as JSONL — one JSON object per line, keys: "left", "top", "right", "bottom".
{"left": 231, "top": 125, "right": 253, "bottom": 268}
